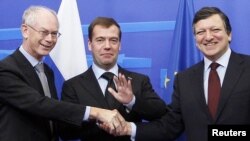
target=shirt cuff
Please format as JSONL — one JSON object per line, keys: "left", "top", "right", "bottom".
{"left": 130, "top": 122, "right": 136, "bottom": 141}
{"left": 83, "top": 106, "right": 90, "bottom": 121}
{"left": 124, "top": 95, "right": 136, "bottom": 111}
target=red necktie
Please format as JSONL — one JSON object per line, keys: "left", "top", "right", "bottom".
{"left": 208, "top": 62, "right": 221, "bottom": 119}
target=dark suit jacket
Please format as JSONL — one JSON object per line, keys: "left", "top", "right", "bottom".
{"left": 136, "top": 51, "right": 250, "bottom": 141}
{"left": 0, "top": 50, "right": 85, "bottom": 141}
{"left": 58, "top": 66, "right": 166, "bottom": 141}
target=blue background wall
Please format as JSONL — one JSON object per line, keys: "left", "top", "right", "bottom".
{"left": 1, "top": 0, "right": 250, "bottom": 104}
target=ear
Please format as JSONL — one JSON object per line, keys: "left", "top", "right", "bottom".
{"left": 194, "top": 36, "right": 199, "bottom": 48}
{"left": 195, "top": 42, "right": 201, "bottom": 50}
{"left": 21, "top": 24, "right": 28, "bottom": 39}
{"left": 119, "top": 44, "right": 121, "bottom": 50}
{"left": 228, "top": 32, "right": 232, "bottom": 42}
{"left": 88, "top": 39, "right": 92, "bottom": 51}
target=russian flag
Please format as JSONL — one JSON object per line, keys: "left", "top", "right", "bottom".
{"left": 47, "top": 0, "right": 88, "bottom": 96}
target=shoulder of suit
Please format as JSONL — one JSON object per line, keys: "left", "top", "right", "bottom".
{"left": 0, "top": 54, "right": 20, "bottom": 72}
{"left": 64, "top": 68, "right": 90, "bottom": 84}
{"left": 120, "top": 68, "right": 148, "bottom": 80}
{"left": 178, "top": 61, "right": 203, "bottom": 75}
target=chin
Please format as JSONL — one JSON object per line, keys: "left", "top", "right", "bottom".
{"left": 40, "top": 51, "right": 50, "bottom": 56}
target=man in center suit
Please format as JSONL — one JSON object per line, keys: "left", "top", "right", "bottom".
{"left": 0, "top": 6, "right": 127, "bottom": 141}
{"left": 58, "top": 17, "right": 167, "bottom": 141}
{"left": 105, "top": 7, "right": 250, "bottom": 141}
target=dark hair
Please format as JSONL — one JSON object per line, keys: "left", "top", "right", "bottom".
{"left": 88, "top": 17, "right": 122, "bottom": 41}
{"left": 193, "top": 7, "right": 232, "bottom": 35}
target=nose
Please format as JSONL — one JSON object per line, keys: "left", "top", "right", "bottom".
{"left": 104, "top": 39, "right": 111, "bottom": 49}
{"left": 44, "top": 34, "right": 54, "bottom": 42}
{"left": 205, "top": 30, "right": 213, "bottom": 41}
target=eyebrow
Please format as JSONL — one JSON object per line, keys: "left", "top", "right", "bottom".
{"left": 39, "top": 26, "right": 58, "bottom": 32}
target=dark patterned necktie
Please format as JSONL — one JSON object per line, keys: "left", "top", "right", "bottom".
{"left": 101, "top": 72, "right": 117, "bottom": 109}
{"left": 208, "top": 62, "right": 221, "bottom": 119}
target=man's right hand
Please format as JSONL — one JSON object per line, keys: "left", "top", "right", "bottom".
{"left": 89, "top": 107, "right": 132, "bottom": 136}
{"left": 108, "top": 73, "right": 134, "bottom": 104}
{"left": 89, "top": 107, "right": 126, "bottom": 134}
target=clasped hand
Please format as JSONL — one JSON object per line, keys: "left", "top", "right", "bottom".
{"left": 97, "top": 109, "right": 131, "bottom": 136}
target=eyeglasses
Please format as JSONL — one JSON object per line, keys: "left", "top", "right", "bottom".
{"left": 26, "top": 24, "right": 61, "bottom": 38}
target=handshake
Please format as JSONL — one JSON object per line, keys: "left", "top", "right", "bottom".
{"left": 90, "top": 107, "right": 132, "bottom": 136}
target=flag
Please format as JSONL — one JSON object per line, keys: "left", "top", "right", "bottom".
{"left": 165, "top": 1, "right": 202, "bottom": 141}
{"left": 165, "top": 0, "right": 202, "bottom": 100}
{"left": 50, "top": 0, "right": 87, "bottom": 81}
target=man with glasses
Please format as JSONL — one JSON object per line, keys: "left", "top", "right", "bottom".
{"left": 26, "top": 24, "right": 61, "bottom": 39}
{"left": 0, "top": 6, "right": 125, "bottom": 141}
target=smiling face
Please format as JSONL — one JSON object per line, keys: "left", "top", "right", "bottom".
{"left": 194, "top": 14, "right": 232, "bottom": 61}
{"left": 21, "top": 9, "right": 59, "bottom": 61}
{"left": 88, "top": 25, "right": 121, "bottom": 70}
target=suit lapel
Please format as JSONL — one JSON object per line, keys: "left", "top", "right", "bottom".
{"left": 118, "top": 66, "right": 130, "bottom": 77}
{"left": 12, "top": 50, "right": 44, "bottom": 95}
{"left": 192, "top": 62, "right": 212, "bottom": 119}
{"left": 216, "top": 52, "right": 244, "bottom": 120}
{"left": 112, "top": 66, "right": 131, "bottom": 109}
{"left": 79, "top": 68, "right": 109, "bottom": 108}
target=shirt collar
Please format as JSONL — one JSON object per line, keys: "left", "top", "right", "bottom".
{"left": 92, "top": 63, "right": 118, "bottom": 79}
{"left": 204, "top": 47, "right": 231, "bottom": 71}
{"left": 19, "top": 45, "right": 44, "bottom": 67}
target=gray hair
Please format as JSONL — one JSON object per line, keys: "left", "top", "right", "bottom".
{"left": 22, "top": 5, "right": 58, "bottom": 26}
